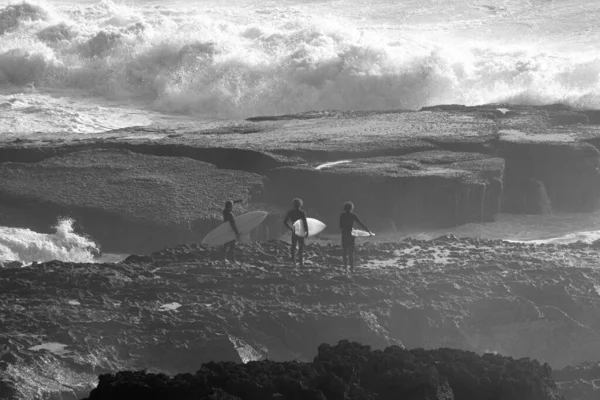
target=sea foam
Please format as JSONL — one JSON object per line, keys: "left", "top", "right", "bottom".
{"left": 0, "top": 0, "right": 599, "bottom": 120}
{"left": 0, "top": 218, "right": 99, "bottom": 265}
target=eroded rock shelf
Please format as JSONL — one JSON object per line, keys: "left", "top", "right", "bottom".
{"left": 2, "top": 104, "right": 600, "bottom": 253}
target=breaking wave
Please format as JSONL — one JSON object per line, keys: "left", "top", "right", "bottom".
{"left": 1, "top": 0, "right": 600, "bottom": 119}
{"left": 0, "top": 218, "right": 99, "bottom": 265}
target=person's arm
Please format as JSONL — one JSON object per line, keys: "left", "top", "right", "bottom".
{"left": 302, "top": 212, "right": 309, "bottom": 238}
{"left": 283, "top": 212, "right": 292, "bottom": 231}
{"left": 233, "top": 199, "right": 243, "bottom": 204}
{"left": 355, "top": 214, "right": 372, "bottom": 235}
{"left": 227, "top": 213, "right": 240, "bottom": 237}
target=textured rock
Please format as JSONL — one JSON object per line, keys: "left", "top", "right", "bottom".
{"left": 0, "top": 148, "right": 267, "bottom": 253}
{"left": 3, "top": 105, "right": 600, "bottom": 250}
{"left": 267, "top": 151, "right": 504, "bottom": 230}
{"left": 2, "top": 238, "right": 600, "bottom": 398}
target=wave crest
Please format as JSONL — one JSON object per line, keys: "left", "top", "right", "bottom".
{"left": 0, "top": 2, "right": 50, "bottom": 35}
{"left": 0, "top": 1, "right": 600, "bottom": 117}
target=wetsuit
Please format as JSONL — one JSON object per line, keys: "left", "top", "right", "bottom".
{"left": 339, "top": 211, "right": 367, "bottom": 268}
{"left": 284, "top": 208, "right": 308, "bottom": 266}
{"left": 223, "top": 209, "right": 237, "bottom": 261}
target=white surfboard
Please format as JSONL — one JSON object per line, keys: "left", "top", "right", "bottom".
{"left": 352, "top": 229, "right": 374, "bottom": 237}
{"left": 293, "top": 218, "right": 326, "bottom": 237}
{"left": 201, "top": 211, "right": 268, "bottom": 247}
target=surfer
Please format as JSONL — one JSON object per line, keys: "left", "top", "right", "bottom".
{"left": 222, "top": 200, "right": 242, "bottom": 264}
{"left": 339, "top": 201, "right": 373, "bottom": 269}
{"left": 283, "top": 198, "right": 309, "bottom": 267}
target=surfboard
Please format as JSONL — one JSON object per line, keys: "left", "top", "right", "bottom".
{"left": 293, "top": 218, "right": 326, "bottom": 237}
{"left": 201, "top": 211, "right": 268, "bottom": 247}
{"left": 352, "top": 229, "right": 374, "bottom": 237}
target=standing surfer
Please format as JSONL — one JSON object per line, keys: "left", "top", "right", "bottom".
{"left": 222, "top": 199, "right": 242, "bottom": 264}
{"left": 339, "top": 201, "right": 373, "bottom": 269}
{"left": 284, "top": 198, "right": 309, "bottom": 267}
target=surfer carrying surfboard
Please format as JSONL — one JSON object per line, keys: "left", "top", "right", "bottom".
{"left": 283, "top": 198, "right": 309, "bottom": 267}
{"left": 222, "top": 200, "right": 242, "bottom": 264}
{"left": 340, "top": 201, "right": 373, "bottom": 269}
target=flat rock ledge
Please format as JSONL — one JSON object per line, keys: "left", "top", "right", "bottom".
{"left": 82, "top": 341, "right": 563, "bottom": 400}
{"left": 2, "top": 103, "right": 600, "bottom": 252}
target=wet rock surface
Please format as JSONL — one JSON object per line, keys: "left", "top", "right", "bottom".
{"left": 82, "top": 341, "right": 563, "bottom": 400}
{"left": 2, "top": 237, "right": 600, "bottom": 398}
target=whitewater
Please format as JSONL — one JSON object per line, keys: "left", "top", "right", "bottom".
{"left": 2, "top": 0, "right": 600, "bottom": 264}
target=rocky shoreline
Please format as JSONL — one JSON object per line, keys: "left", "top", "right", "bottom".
{"left": 2, "top": 104, "right": 600, "bottom": 253}
{"left": 2, "top": 237, "right": 600, "bottom": 399}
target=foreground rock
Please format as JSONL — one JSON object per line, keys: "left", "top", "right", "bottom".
{"left": 83, "top": 340, "right": 563, "bottom": 400}
{"left": 2, "top": 104, "right": 600, "bottom": 252}
{"left": 2, "top": 238, "right": 600, "bottom": 398}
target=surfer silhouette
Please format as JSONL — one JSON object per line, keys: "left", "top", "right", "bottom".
{"left": 283, "top": 198, "right": 309, "bottom": 267}
{"left": 339, "top": 201, "right": 373, "bottom": 269}
{"left": 222, "top": 199, "right": 242, "bottom": 264}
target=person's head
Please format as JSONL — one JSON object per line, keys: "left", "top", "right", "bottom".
{"left": 292, "top": 198, "right": 303, "bottom": 209}
{"left": 344, "top": 201, "right": 354, "bottom": 212}
{"left": 224, "top": 200, "right": 233, "bottom": 211}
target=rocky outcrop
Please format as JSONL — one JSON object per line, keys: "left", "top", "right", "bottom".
{"left": 0, "top": 148, "right": 270, "bottom": 253}
{"left": 4, "top": 105, "right": 600, "bottom": 252}
{"left": 267, "top": 151, "right": 504, "bottom": 230}
{"left": 82, "top": 341, "right": 563, "bottom": 400}
{"left": 3, "top": 238, "right": 600, "bottom": 398}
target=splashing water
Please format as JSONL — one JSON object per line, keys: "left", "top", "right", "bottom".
{"left": 0, "top": 218, "right": 99, "bottom": 265}
{"left": 1, "top": 0, "right": 600, "bottom": 133}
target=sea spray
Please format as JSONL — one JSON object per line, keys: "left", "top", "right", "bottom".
{"left": 0, "top": 218, "right": 99, "bottom": 265}
{"left": 1, "top": 0, "right": 600, "bottom": 120}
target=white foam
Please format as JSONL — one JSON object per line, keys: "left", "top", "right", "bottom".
{"left": 159, "top": 302, "right": 181, "bottom": 311}
{"left": 0, "top": 0, "right": 600, "bottom": 132}
{"left": 315, "top": 160, "right": 351, "bottom": 170}
{"left": 29, "top": 342, "right": 71, "bottom": 356}
{"left": 0, "top": 218, "right": 99, "bottom": 265}
{"left": 68, "top": 300, "right": 80, "bottom": 306}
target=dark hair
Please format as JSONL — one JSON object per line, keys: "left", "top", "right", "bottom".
{"left": 224, "top": 200, "right": 233, "bottom": 209}
{"left": 293, "top": 198, "right": 303, "bottom": 208}
{"left": 344, "top": 201, "right": 354, "bottom": 212}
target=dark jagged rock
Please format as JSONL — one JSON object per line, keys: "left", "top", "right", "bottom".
{"left": 81, "top": 341, "right": 563, "bottom": 400}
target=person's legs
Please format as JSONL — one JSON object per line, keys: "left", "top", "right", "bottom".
{"left": 342, "top": 235, "right": 349, "bottom": 268}
{"left": 291, "top": 233, "right": 298, "bottom": 264}
{"left": 348, "top": 236, "right": 356, "bottom": 268}
{"left": 222, "top": 240, "right": 233, "bottom": 261}
{"left": 229, "top": 240, "right": 236, "bottom": 262}
{"left": 298, "top": 237, "right": 305, "bottom": 267}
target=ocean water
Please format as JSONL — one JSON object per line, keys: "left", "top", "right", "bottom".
{"left": 2, "top": 0, "right": 600, "bottom": 264}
